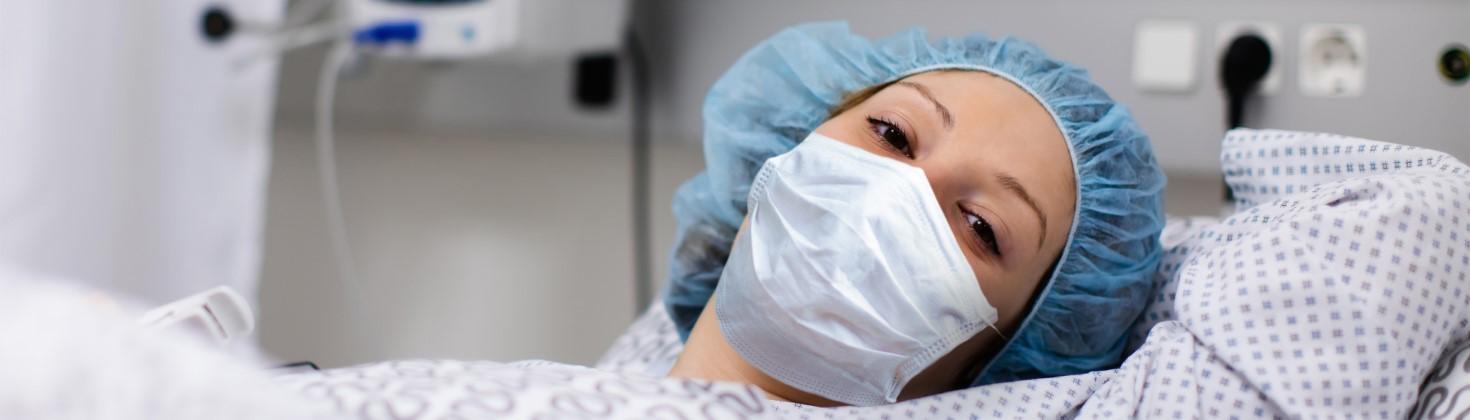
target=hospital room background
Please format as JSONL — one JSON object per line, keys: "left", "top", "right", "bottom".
{"left": 3, "top": 0, "right": 1469, "bottom": 373}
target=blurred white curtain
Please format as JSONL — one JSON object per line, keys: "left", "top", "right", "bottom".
{"left": 0, "top": 0, "right": 284, "bottom": 307}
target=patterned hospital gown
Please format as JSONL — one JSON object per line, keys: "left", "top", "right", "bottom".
{"left": 1103, "top": 130, "right": 1470, "bottom": 419}
{"left": 279, "top": 130, "right": 1470, "bottom": 419}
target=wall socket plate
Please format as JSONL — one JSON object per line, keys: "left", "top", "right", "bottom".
{"left": 1133, "top": 20, "right": 1200, "bottom": 93}
{"left": 1299, "top": 23, "right": 1367, "bottom": 97}
{"left": 1216, "top": 21, "right": 1282, "bottom": 95}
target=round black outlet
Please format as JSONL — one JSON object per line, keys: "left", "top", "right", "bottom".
{"left": 1439, "top": 44, "right": 1470, "bottom": 85}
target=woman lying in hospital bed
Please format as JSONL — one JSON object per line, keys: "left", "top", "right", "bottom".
{"left": 659, "top": 22, "right": 1165, "bottom": 406}
{"left": 5, "top": 21, "right": 1469, "bottom": 419}
{"left": 286, "top": 22, "right": 1470, "bottom": 418}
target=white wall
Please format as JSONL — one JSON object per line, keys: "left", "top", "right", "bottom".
{"left": 0, "top": 0, "right": 281, "bottom": 311}
{"left": 258, "top": 124, "right": 701, "bottom": 367}
{"left": 257, "top": 1, "right": 1470, "bottom": 368}
{"left": 636, "top": 0, "right": 1470, "bottom": 174}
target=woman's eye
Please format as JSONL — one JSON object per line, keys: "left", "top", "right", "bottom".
{"left": 965, "top": 212, "right": 1002, "bottom": 256}
{"left": 866, "top": 116, "right": 913, "bottom": 158}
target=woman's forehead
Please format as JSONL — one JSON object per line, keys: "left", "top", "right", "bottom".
{"left": 908, "top": 73, "right": 1068, "bottom": 171}
{"left": 904, "top": 71, "right": 1052, "bottom": 125}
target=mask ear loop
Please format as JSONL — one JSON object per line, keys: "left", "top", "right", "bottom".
{"left": 988, "top": 322, "right": 1010, "bottom": 342}
{"left": 956, "top": 321, "right": 1011, "bottom": 386}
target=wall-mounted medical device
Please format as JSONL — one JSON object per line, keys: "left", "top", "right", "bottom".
{"left": 191, "top": 0, "right": 639, "bottom": 316}
{"left": 348, "top": 0, "right": 627, "bottom": 59}
{"left": 200, "top": 0, "right": 626, "bottom": 63}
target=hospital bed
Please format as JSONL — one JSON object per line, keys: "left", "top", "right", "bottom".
{"left": 2, "top": 128, "right": 1467, "bottom": 419}
{"left": 268, "top": 128, "right": 1470, "bottom": 419}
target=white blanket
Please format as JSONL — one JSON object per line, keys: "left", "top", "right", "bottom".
{"left": 0, "top": 266, "right": 335, "bottom": 419}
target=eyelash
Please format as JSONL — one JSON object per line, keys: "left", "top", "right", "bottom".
{"left": 963, "top": 210, "right": 1002, "bottom": 257}
{"left": 865, "top": 115, "right": 998, "bottom": 256}
{"left": 865, "top": 116, "right": 914, "bottom": 158}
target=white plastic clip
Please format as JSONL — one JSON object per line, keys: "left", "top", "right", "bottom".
{"left": 138, "top": 286, "right": 255, "bottom": 344}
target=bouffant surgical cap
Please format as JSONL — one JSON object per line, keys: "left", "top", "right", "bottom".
{"left": 662, "top": 21, "right": 1166, "bottom": 386}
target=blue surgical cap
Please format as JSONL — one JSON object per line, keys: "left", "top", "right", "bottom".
{"left": 662, "top": 22, "right": 1166, "bottom": 386}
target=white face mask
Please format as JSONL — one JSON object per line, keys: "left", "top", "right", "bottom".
{"left": 715, "top": 132, "right": 1000, "bottom": 406}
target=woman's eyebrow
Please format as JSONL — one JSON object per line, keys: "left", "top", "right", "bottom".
{"left": 995, "top": 173, "right": 1048, "bottom": 251}
{"left": 896, "top": 81, "right": 954, "bottom": 130}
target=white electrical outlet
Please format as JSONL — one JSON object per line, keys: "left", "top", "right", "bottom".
{"left": 1299, "top": 23, "right": 1367, "bottom": 97}
{"left": 1216, "top": 21, "right": 1282, "bottom": 95}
